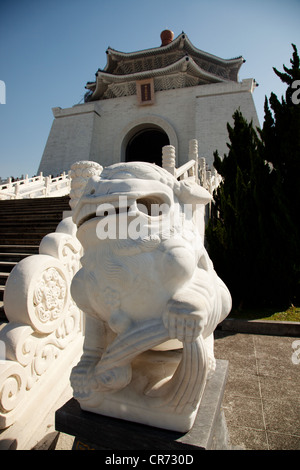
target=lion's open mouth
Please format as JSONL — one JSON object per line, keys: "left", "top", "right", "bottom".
{"left": 76, "top": 194, "right": 169, "bottom": 229}
{"left": 77, "top": 205, "right": 132, "bottom": 228}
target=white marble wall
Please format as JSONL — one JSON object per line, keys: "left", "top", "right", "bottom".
{"left": 38, "top": 79, "right": 260, "bottom": 176}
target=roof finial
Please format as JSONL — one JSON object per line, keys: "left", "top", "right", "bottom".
{"left": 160, "top": 30, "right": 174, "bottom": 46}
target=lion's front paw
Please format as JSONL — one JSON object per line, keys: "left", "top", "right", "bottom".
{"left": 163, "top": 297, "right": 207, "bottom": 343}
{"left": 70, "top": 360, "right": 97, "bottom": 398}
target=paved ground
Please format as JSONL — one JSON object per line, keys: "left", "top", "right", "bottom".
{"left": 213, "top": 330, "right": 300, "bottom": 450}
{"left": 53, "top": 329, "right": 300, "bottom": 451}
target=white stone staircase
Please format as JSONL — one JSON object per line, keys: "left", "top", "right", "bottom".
{"left": 0, "top": 196, "right": 71, "bottom": 323}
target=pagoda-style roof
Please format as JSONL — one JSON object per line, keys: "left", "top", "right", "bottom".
{"left": 84, "top": 31, "right": 244, "bottom": 102}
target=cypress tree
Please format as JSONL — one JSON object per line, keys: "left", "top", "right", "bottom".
{"left": 259, "top": 44, "right": 300, "bottom": 305}
{"left": 207, "top": 44, "right": 300, "bottom": 309}
{"left": 206, "top": 110, "right": 272, "bottom": 308}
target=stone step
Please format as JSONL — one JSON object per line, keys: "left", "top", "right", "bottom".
{"left": 0, "top": 261, "right": 17, "bottom": 273}
{"left": 0, "top": 245, "right": 39, "bottom": 254}
{"left": 0, "top": 232, "right": 52, "bottom": 238}
{"left": 0, "top": 206, "right": 65, "bottom": 212}
{"left": 0, "top": 252, "right": 35, "bottom": 262}
{"left": 0, "top": 219, "right": 60, "bottom": 226}
{"left": 0, "top": 210, "right": 69, "bottom": 217}
{"left": 0, "top": 196, "right": 71, "bottom": 324}
{"left": 0, "top": 200, "right": 70, "bottom": 206}
{"left": 0, "top": 300, "right": 7, "bottom": 322}
{"left": 0, "top": 272, "right": 9, "bottom": 286}
{"left": 0, "top": 224, "right": 59, "bottom": 233}
{"left": 0, "top": 203, "right": 70, "bottom": 210}
{"left": 0, "top": 202, "right": 70, "bottom": 217}
{"left": 0, "top": 235, "right": 57, "bottom": 244}
{"left": 0, "top": 209, "right": 69, "bottom": 215}
{"left": 0, "top": 230, "right": 57, "bottom": 238}
{"left": 0, "top": 206, "right": 69, "bottom": 211}
{"left": 0, "top": 238, "right": 48, "bottom": 245}
{"left": 0, "top": 219, "right": 68, "bottom": 226}
{"left": 0, "top": 211, "right": 69, "bottom": 216}
{"left": 0, "top": 196, "right": 70, "bottom": 203}
{"left": 0, "top": 252, "right": 37, "bottom": 321}
{"left": 0, "top": 239, "right": 52, "bottom": 246}
{"left": 0, "top": 201, "right": 70, "bottom": 206}
{"left": 0, "top": 210, "right": 69, "bottom": 218}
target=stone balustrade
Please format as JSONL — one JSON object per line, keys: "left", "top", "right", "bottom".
{"left": 0, "top": 172, "right": 71, "bottom": 200}
{"left": 162, "top": 140, "right": 222, "bottom": 196}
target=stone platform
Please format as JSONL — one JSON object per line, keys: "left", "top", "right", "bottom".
{"left": 55, "top": 359, "right": 230, "bottom": 450}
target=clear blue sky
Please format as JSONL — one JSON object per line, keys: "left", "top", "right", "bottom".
{"left": 1, "top": 0, "right": 299, "bottom": 179}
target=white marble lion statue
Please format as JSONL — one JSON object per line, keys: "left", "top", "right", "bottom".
{"left": 69, "top": 161, "right": 231, "bottom": 431}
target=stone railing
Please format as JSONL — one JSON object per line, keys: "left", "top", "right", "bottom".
{"left": 162, "top": 140, "right": 221, "bottom": 235}
{"left": 198, "top": 157, "right": 222, "bottom": 196}
{"left": 0, "top": 172, "right": 71, "bottom": 200}
{"left": 162, "top": 139, "right": 221, "bottom": 195}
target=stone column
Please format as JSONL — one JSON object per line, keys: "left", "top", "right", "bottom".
{"left": 188, "top": 139, "right": 199, "bottom": 182}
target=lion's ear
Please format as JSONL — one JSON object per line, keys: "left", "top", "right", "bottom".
{"left": 174, "top": 179, "right": 212, "bottom": 206}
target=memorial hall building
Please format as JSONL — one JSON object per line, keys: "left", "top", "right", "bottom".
{"left": 38, "top": 30, "right": 260, "bottom": 176}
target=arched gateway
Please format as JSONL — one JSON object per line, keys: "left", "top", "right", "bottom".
{"left": 126, "top": 128, "right": 169, "bottom": 166}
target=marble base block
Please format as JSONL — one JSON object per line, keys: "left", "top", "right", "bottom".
{"left": 55, "top": 359, "right": 230, "bottom": 450}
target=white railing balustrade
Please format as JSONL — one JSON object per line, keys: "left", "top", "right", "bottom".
{"left": 0, "top": 172, "right": 71, "bottom": 200}
{"left": 162, "top": 140, "right": 221, "bottom": 196}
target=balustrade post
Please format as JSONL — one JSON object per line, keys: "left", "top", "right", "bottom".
{"left": 162, "top": 145, "right": 176, "bottom": 176}
{"left": 188, "top": 139, "right": 199, "bottom": 182}
{"left": 199, "top": 157, "right": 206, "bottom": 187}
{"left": 14, "top": 182, "right": 20, "bottom": 198}
{"left": 45, "top": 176, "right": 51, "bottom": 195}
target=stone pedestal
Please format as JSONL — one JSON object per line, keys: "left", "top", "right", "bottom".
{"left": 55, "top": 360, "right": 230, "bottom": 450}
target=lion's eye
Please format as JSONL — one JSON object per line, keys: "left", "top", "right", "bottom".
{"left": 136, "top": 196, "right": 168, "bottom": 216}
{"left": 136, "top": 198, "right": 152, "bottom": 215}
